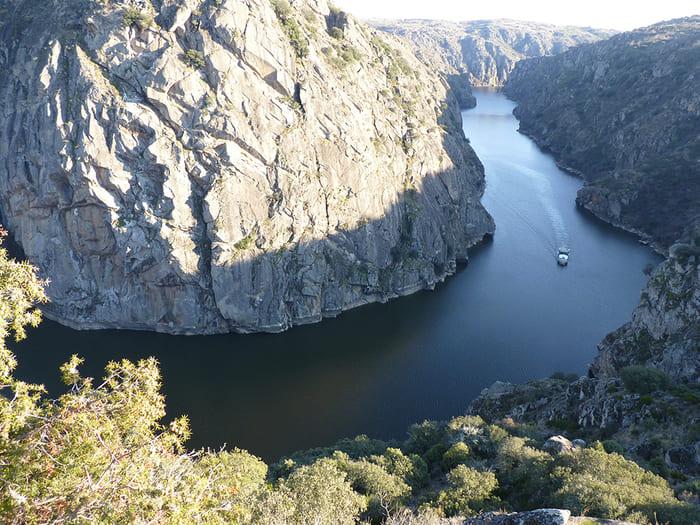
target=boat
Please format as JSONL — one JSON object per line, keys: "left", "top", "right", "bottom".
{"left": 557, "top": 247, "right": 570, "bottom": 266}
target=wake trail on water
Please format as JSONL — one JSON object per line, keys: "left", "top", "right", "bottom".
{"left": 498, "top": 159, "right": 570, "bottom": 257}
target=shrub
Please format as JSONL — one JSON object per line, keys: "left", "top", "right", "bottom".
{"left": 436, "top": 465, "right": 499, "bottom": 517}
{"left": 183, "top": 49, "right": 206, "bottom": 69}
{"left": 647, "top": 456, "right": 670, "bottom": 478}
{"left": 270, "top": 0, "right": 291, "bottom": 17}
{"left": 270, "top": 0, "right": 309, "bottom": 59}
{"left": 332, "top": 451, "right": 410, "bottom": 517}
{"left": 602, "top": 440, "right": 624, "bottom": 455}
{"left": 551, "top": 448, "right": 677, "bottom": 521}
{"left": 329, "top": 26, "right": 344, "bottom": 39}
{"left": 441, "top": 442, "right": 470, "bottom": 471}
{"left": 425, "top": 443, "right": 447, "bottom": 465}
{"left": 341, "top": 45, "right": 362, "bottom": 63}
{"left": 371, "top": 448, "right": 429, "bottom": 489}
{"left": 123, "top": 6, "right": 153, "bottom": 29}
{"left": 495, "top": 436, "right": 554, "bottom": 508}
{"left": 404, "top": 420, "right": 446, "bottom": 455}
{"left": 620, "top": 365, "right": 671, "bottom": 394}
{"left": 258, "top": 458, "right": 366, "bottom": 525}
{"left": 550, "top": 371, "right": 579, "bottom": 383}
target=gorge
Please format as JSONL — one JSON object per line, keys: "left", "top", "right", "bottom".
{"left": 12, "top": 89, "right": 660, "bottom": 461}
{"left": 1, "top": 2, "right": 699, "bottom": 521}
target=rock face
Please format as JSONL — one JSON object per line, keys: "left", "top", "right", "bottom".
{"left": 371, "top": 19, "right": 615, "bottom": 106}
{"left": 591, "top": 254, "right": 700, "bottom": 384}
{"left": 504, "top": 17, "right": 700, "bottom": 249}
{"left": 465, "top": 509, "right": 571, "bottom": 525}
{"left": 0, "top": 0, "right": 494, "bottom": 334}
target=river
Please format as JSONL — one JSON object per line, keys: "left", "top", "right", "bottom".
{"left": 10, "top": 89, "right": 661, "bottom": 462}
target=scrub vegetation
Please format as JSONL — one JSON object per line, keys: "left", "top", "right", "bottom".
{"left": 1, "top": 237, "right": 698, "bottom": 524}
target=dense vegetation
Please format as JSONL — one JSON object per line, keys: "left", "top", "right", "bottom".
{"left": 1, "top": 235, "right": 698, "bottom": 523}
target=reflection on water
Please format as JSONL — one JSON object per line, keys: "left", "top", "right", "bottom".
{"left": 11, "top": 89, "right": 661, "bottom": 462}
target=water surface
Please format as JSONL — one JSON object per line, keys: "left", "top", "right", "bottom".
{"left": 12, "top": 89, "right": 660, "bottom": 461}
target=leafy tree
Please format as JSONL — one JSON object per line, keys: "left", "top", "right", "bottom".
{"left": 371, "top": 447, "right": 429, "bottom": 490}
{"left": 435, "top": 465, "right": 499, "bottom": 517}
{"left": 257, "top": 458, "right": 366, "bottom": 525}
{"left": 183, "top": 49, "right": 206, "bottom": 69}
{"left": 550, "top": 447, "right": 681, "bottom": 521}
{"left": 494, "top": 436, "right": 554, "bottom": 508}
{"left": 404, "top": 419, "right": 446, "bottom": 455}
{"left": 122, "top": 6, "right": 153, "bottom": 29}
{"left": 332, "top": 451, "right": 410, "bottom": 517}
{"left": 441, "top": 442, "right": 470, "bottom": 471}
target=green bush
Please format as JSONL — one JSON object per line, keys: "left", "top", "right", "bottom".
{"left": 436, "top": 465, "right": 499, "bottom": 517}
{"left": 183, "top": 49, "right": 206, "bottom": 69}
{"left": 494, "top": 436, "right": 554, "bottom": 508}
{"left": 123, "top": 6, "right": 153, "bottom": 29}
{"left": 602, "top": 440, "right": 624, "bottom": 455}
{"left": 551, "top": 448, "right": 677, "bottom": 521}
{"left": 620, "top": 365, "right": 671, "bottom": 394}
{"left": 332, "top": 451, "right": 410, "bottom": 518}
{"left": 441, "top": 442, "right": 470, "bottom": 471}
{"left": 425, "top": 443, "right": 447, "bottom": 465}
{"left": 258, "top": 458, "right": 366, "bottom": 524}
{"left": 270, "top": 0, "right": 291, "bottom": 17}
{"left": 371, "top": 448, "right": 429, "bottom": 490}
{"left": 329, "top": 26, "right": 344, "bottom": 39}
{"left": 404, "top": 420, "right": 446, "bottom": 455}
{"left": 270, "top": 0, "right": 309, "bottom": 59}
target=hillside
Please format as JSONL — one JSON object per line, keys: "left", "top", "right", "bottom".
{"left": 470, "top": 17, "right": 700, "bottom": 493}
{"left": 371, "top": 19, "right": 615, "bottom": 107}
{"left": 0, "top": 0, "right": 493, "bottom": 334}
{"left": 503, "top": 17, "right": 700, "bottom": 249}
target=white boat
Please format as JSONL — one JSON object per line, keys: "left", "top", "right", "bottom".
{"left": 557, "top": 247, "right": 570, "bottom": 266}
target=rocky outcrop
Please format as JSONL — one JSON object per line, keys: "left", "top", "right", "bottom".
{"left": 371, "top": 19, "right": 615, "bottom": 107}
{"left": 0, "top": 0, "right": 494, "bottom": 334}
{"left": 464, "top": 509, "right": 571, "bottom": 525}
{"left": 591, "top": 253, "right": 700, "bottom": 384}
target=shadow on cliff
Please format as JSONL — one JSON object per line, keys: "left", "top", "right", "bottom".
{"left": 177, "top": 87, "right": 494, "bottom": 334}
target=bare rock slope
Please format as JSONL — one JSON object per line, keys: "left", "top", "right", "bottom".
{"left": 0, "top": 0, "right": 494, "bottom": 334}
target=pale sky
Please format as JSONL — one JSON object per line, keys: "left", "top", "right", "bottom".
{"left": 334, "top": 0, "right": 699, "bottom": 31}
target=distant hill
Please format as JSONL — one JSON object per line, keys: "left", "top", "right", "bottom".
{"left": 372, "top": 19, "right": 616, "bottom": 107}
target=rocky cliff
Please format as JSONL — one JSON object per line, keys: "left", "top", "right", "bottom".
{"left": 371, "top": 19, "right": 615, "bottom": 107}
{"left": 471, "top": 18, "right": 700, "bottom": 483}
{"left": 0, "top": 0, "right": 494, "bottom": 334}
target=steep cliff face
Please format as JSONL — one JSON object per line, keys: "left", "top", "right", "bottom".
{"left": 0, "top": 0, "right": 494, "bottom": 334}
{"left": 504, "top": 17, "right": 700, "bottom": 249}
{"left": 372, "top": 19, "right": 615, "bottom": 107}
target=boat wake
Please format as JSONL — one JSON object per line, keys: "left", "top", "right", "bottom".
{"left": 499, "top": 160, "right": 570, "bottom": 257}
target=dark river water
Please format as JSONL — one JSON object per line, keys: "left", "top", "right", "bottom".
{"left": 11, "top": 89, "right": 661, "bottom": 462}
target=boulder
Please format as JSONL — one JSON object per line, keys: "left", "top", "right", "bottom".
{"left": 542, "top": 435, "right": 575, "bottom": 455}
